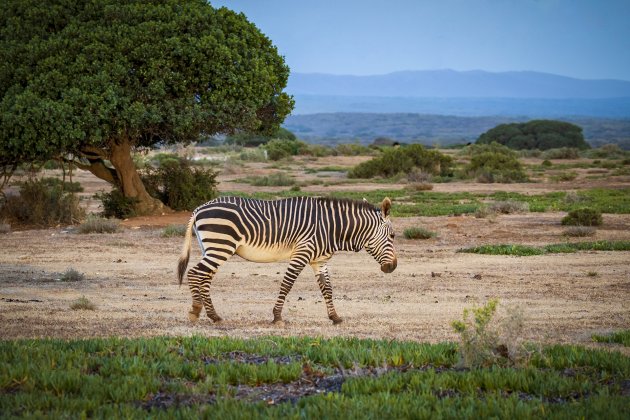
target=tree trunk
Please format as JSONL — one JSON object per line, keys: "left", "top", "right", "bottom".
{"left": 109, "top": 138, "right": 170, "bottom": 216}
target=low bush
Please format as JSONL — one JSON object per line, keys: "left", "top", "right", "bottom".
{"left": 451, "top": 300, "right": 533, "bottom": 368}
{"left": 563, "top": 226, "right": 596, "bottom": 237}
{"left": 264, "top": 139, "right": 309, "bottom": 161}
{"left": 247, "top": 172, "right": 295, "bottom": 187}
{"left": 77, "top": 216, "right": 120, "bottom": 234}
{"left": 541, "top": 159, "right": 552, "bottom": 167}
{"left": 583, "top": 144, "right": 627, "bottom": 159}
{"left": 60, "top": 268, "right": 85, "bottom": 282}
{"left": 70, "top": 296, "right": 95, "bottom": 310}
{"left": 561, "top": 208, "right": 603, "bottom": 226}
{"left": 0, "top": 179, "right": 85, "bottom": 226}
{"left": 403, "top": 227, "right": 436, "bottom": 239}
{"left": 348, "top": 144, "right": 453, "bottom": 179}
{"left": 95, "top": 189, "right": 138, "bottom": 219}
{"left": 40, "top": 177, "right": 84, "bottom": 193}
{"left": 463, "top": 142, "right": 528, "bottom": 183}
{"left": 142, "top": 158, "right": 218, "bottom": 211}
{"left": 488, "top": 200, "right": 529, "bottom": 214}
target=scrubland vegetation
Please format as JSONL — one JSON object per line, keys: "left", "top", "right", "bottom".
{"left": 1, "top": 128, "right": 629, "bottom": 418}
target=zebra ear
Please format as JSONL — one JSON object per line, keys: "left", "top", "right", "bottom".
{"left": 381, "top": 197, "right": 392, "bottom": 217}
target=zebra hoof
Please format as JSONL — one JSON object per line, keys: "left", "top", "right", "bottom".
{"left": 209, "top": 315, "right": 223, "bottom": 323}
{"left": 331, "top": 316, "right": 343, "bottom": 325}
{"left": 271, "top": 318, "right": 285, "bottom": 327}
{"left": 188, "top": 311, "right": 200, "bottom": 322}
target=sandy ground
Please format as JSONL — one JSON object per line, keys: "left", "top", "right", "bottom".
{"left": 1, "top": 157, "right": 629, "bottom": 350}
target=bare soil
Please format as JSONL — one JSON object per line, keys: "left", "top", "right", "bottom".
{"left": 1, "top": 157, "right": 629, "bottom": 351}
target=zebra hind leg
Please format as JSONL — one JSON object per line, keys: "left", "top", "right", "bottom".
{"left": 187, "top": 257, "right": 223, "bottom": 323}
{"left": 313, "top": 264, "right": 342, "bottom": 324}
{"left": 272, "top": 255, "right": 308, "bottom": 325}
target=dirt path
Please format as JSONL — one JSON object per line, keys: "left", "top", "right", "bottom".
{"left": 1, "top": 212, "right": 628, "bottom": 351}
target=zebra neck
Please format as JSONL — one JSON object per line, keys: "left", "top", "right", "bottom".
{"left": 329, "top": 209, "right": 377, "bottom": 253}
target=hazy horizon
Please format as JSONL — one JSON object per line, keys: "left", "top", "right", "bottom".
{"left": 212, "top": 0, "right": 630, "bottom": 82}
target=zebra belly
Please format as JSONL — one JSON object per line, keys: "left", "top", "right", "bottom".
{"left": 235, "top": 244, "right": 293, "bottom": 263}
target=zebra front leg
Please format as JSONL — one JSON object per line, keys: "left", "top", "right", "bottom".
{"left": 186, "top": 256, "right": 224, "bottom": 323}
{"left": 311, "top": 263, "right": 342, "bottom": 324}
{"left": 272, "top": 252, "right": 310, "bottom": 324}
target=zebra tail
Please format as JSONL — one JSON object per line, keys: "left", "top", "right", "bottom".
{"left": 177, "top": 216, "right": 194, "bottom": 286}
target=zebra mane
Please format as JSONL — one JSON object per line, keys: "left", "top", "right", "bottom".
{"left": 316, "top": 197, "right": 379, "bottom": 213}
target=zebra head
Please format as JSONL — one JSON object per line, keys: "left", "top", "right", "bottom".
{"left": 365, "top": 197, "right": 398, "bottom": 273}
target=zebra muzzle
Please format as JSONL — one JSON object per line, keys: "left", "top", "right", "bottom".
{"left": 381, "top": 257, "right": 397, "bottom": 273}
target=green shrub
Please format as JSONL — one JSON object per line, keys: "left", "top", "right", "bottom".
{"left": 60, "top": 268, "right": 85, "bottom": 282}
{"left": 0, "top": 179, "right": 85, "bottom": 226}
{"left": 583, "top": 144, "right": 627, "bottom": 159}
{"left": 541, "top": 159, "right": 552, "bottom": 167}
{"left": 463, "top": 142, "right": 528, "bottom": 183}
{"left": 348, "top": 144, "right": 453, "bottom": 179}
{"left": 70, "top": 296, "right": 95, "bottom": 310}
{"left": 95, "top": 189, "right": 138, "bottom": 219}
{"left": 78, "top": 216, "right": 120, "bottom": 234}
{"left": 403, "top": 227, "right": 436, "bottom": 239}
{"left": 141, "top": 158, "right": 218, "bottom": 211}
{"left": 263, "top": 139, "right": 308, "bottom": 161}
{"left": 561, "top": 208, "right": 603, "bottom": 226}
{"left": 244, "top": 172, "right": 296, "bottom": 187}
{"left": 40, "top": 177, "right": 84, "bottom": 193}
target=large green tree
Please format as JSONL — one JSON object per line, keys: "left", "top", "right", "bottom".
{"left": 476, "top": 120, "right": 590, "bottom": 151}
{"left": 0, "top": 0, "right": 293, "bottom": 214}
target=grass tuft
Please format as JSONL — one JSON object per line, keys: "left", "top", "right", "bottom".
{"left": 403, "top": 227, "right": 436, "bottom": 239}
{"left": 78, "top": 216, "right": 120, "bottom": 234}
{"left": 70, "top": 296, "right": 95, "bottom": 310}
{"left": 563, "top": 226, "right": 596, "bottom": 237}
{"left": 591, "top": 330, "right": 630, "bottom": 347}
{"left": 60, "top": 268, "right": 85, "bottom": 282}
{"left": 161, "top": 224, "right": 187, "bottom": 237}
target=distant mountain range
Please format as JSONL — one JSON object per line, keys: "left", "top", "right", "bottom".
{"left": 282, "top": 70, "right": 630, "bottom": 146}
{"left": 287, "top": 70, "right": 630, "bottom": 99}
{"left": 285, "top": 70, "right": 630, "bottom": 118}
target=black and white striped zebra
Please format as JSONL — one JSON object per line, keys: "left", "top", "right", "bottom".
{"left": 177, "top": 196, "right": 397, "bottom": 324}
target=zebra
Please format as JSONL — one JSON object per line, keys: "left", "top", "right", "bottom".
{"left": 177, "top": 196, "right": 397, "bottom": 324}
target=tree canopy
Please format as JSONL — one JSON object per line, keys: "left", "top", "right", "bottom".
{"left": 476, "top": 120, "right": 590, "bottom": 150}
{"left": 0, "top": 0, "right": 293, "bottom": 213}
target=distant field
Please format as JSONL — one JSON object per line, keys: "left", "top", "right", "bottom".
{"left": 284, "top": 112, "right": 630, "bottom": 146}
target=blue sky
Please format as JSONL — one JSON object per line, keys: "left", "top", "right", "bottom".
{"left": 212, "top": 0, "right": 630, "bottom": 81}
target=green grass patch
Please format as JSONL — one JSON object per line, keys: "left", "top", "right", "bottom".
{"left": 403, "top": 227, "right": 436, "bottom": 239}
{"left": 0, "top": 336, "right": 628, "bottom": 418}
{"left": 592, "top": 330, "right": 630, "bottom": 347}
{"left": 459, "top": 241, "right": 630, "bottom": 256}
